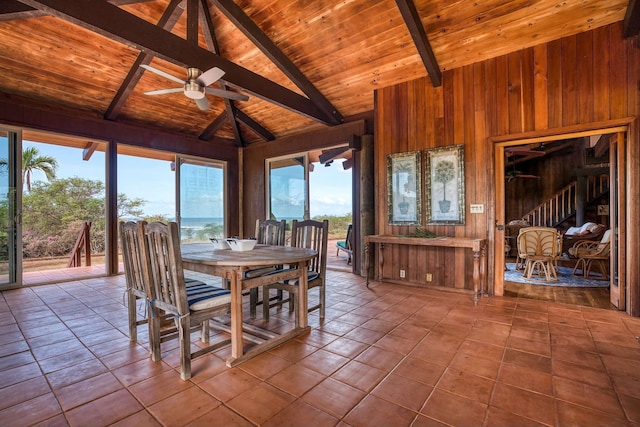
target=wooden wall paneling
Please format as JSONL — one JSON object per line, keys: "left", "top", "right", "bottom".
{"left": 434, "top": 84, "right": 445, "bottom": 147}
{"left": 627, "top": 120, "right": 640, "bottom": 316}
{"left": 392, "top": 84, "right": 407, "bottom": 273}
{"left": 577, "top": 31, "right": 595, "bottom": 124}
{"left": 507, "top": 51, "right": 523, "bottom": 134}
{"left": 547, "top": 39, "right": 563, "bottom": 129}
{"left": 372, "top": 22, "right": 640, "bottom": 306}
{"left": 495, "top": 55, "right": 510, "bottom": 135}
{"left": 450, "top": 67, "right": 466, "bottom": 288}
{"left": 561, "top": 35, "right": 579, "bottom": 126}
{"left": 521, "top": 47, "right": 536, "bottom": 132}
{"left": 593, "top": 26, "right": 611, "bottom": 122}
{"left": 375, "top": 88, "right": 390, "bottom": 235}
{"left": 443, "top": 70, "right": 455, "bottom": 148}
{"left": 463, "top": 64, "right": 476, "bottom": 233}
{"left": 533, "top": 44, "right": 549, "bottom": 131}
{"left": 483, "top": 58, "right": 498, "bottom": 137}
{"left": 625, "top": 35, "right": 639, "bottom": 117}
{"left": 473, "top": 61, "right": 487, "bottom": 237}
{"left": 407, "top": 78, "right": 423, "bottom": 280}
{"left": 609, "top": 23, "right": 628, "bottom": 119}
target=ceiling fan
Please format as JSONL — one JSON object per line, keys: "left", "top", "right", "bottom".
{"left": 505, "top": 167, "right": 540, "bottom": 183}
{"left": 505, "top": 146, "right": 545, "bottom": 157}
{"left": 141, "top": 64, "right": 249, "bottom": 110}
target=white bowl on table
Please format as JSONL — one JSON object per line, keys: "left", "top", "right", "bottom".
{"left": 226, "top": 238, "right": 257, "bottom": 251}
{"left": 209, "top": 238, "right": 230, "bottom": 250}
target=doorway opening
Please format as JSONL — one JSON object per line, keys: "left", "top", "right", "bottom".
{"left": 493, "top": 123, "right": 629, "bottom": 311}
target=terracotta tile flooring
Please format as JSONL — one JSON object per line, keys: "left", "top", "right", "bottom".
{"left": 2, "top": 261, "right": 640, "bottom": 426}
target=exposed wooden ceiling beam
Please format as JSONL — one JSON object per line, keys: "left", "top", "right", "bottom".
{"left": 82, "top": 142, "right": 99, "bottom": 161}
{"left": 199, "top": 0, "right": 243, "bottom": 146}
{"left": 624, "top": 0, "right": 640, "bottom": 37}
{"left": 211, "top": 0, "right": 344, "bottom": 125}
{"left": 199, "top": 111, "right": 229, "bottom": 141}
{"left": 186, "top": 0, "right": 198, "bottom": 44}
{"left": 0, "top": 1, "right": 45, "bottom": 20}
{"left": 0, "top": 0, "right": 151, "bottom": 21}
{"left": 0, "top": 92, "right": 238, "bottom": 159}
{"left": 104, "top": 0, "right": 183, "bottom": 120}
{"left": 234, "top": 109, "right": 275, "bottom": 142}
{"left": 394, "top": 0, "right": 442, "bottom": 87}
{"left": 319, "top": 147, "right": 350, "bottom": 164}
{"left": 17, "top": 0, "right": 340, "bottom": 125}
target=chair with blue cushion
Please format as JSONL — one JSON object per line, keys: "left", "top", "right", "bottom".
{"left": 335, "top": 223, "right": 353, "bottom": 265}
{"left": 262, "top": 219, "right": 328, "bottom": 324}
{"left": 139, "top": 221, "right": 231, "bottom": 380}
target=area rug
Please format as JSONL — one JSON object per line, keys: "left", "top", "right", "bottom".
{"left": 504, "top": 263, "right": 609, "bottom": 287}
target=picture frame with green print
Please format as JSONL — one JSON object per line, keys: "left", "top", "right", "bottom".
{"left": 387, "top": 151, "right": 422, "bottom": 226}
{"left": 425, "top": 144, "right": 465, "bottom": 225}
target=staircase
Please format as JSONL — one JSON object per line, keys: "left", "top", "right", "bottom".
{"left": 521, "top": 175, "right": 609, "bottom": 227}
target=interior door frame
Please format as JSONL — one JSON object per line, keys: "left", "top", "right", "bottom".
{"left": 491, "top": 119, "right": 636, "bottom": 314}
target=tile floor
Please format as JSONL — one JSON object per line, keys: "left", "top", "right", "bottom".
{"left": 1, "top": 264, "right": 640, "bottom": 426}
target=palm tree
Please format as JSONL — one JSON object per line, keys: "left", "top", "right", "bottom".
{"left": 0, "top": 146, "right": 59, "bottom": 192}
{"left": 21, "top": 146, "right": 58, "bottom": 192}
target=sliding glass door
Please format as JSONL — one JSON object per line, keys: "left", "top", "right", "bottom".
{"left": 266, "top": 155, "right": 309, "bottom": 221}
{"left": 0, "top": 130, "right": 21, "bottom": 288}
{"left": 177, "top": 157, "right": 226, "bottom": 242}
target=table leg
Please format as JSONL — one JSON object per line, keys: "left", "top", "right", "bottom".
{"left": 365, "top": 243, "right": 371, "bottom": 288}
{"left": 480, "top": 244, "right": 487, "bottom": 296}
{"left": 229, "top": 271, "right": 243, "bottom": 360}
{"left": 378, "top": 243, "right": 385, "bottom": 281}
{"left": 297, "top": 260, "right": 309, "bottom": 328}
{"left": 472, "top": 250, "right": 480, "bottom": 303}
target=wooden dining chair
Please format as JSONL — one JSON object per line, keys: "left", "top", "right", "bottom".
{"left": 247, "top": 219, "right": 287, "bottom": 317}
{"left": 119, "top": 221, "right": 150, "bottom": 342}
{"left": 139, "top": 221, "right": 232, "bottom": 380}
{"left": 262, "top": 219, "right": 328, "bottom": 324}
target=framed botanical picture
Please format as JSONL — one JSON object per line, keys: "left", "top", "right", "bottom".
{"left": 387, "top": 151, "right": 422, "bottom": 225}
{"left": 425, "top": 144, "right": 465, "bottom": 225}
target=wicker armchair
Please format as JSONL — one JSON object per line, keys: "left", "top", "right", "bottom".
{"left": 571, "top": 229, "right": 611, "bottom": 280}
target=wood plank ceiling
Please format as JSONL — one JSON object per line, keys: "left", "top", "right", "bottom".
{"left": 0, "top": 0, "right": 634, "bottom": 149}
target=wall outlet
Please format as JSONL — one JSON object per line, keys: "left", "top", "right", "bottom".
{"left": 426, "top": 273, "right": 433, "bottom": 282}
{"left": 399, "top": 269, "right": 406, "bottom": 278}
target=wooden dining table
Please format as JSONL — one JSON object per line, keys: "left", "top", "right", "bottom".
{"left": 181, "top": 243, "right": 317, "bottom": 367}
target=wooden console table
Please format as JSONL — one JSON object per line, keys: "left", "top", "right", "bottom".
{"left": 364, "top": 235, "right": 488, "bottom": 302}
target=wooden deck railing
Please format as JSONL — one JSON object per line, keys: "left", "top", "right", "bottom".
{"left": 67, "top": 221, "right": 92, "bottom": 268}
{"left": 522, "top": 175, "right": 609, "bottom": 227}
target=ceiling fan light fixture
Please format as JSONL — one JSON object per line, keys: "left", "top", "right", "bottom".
{"left": 183, "top": 82, "right": 205, "bottom": 99}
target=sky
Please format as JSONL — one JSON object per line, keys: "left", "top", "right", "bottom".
{"left": 23, "top": 141, "right": 352, "bottom": 218}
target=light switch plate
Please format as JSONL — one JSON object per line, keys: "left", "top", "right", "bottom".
{"left": 470, "top": 204, "right": 484, "bottom": 213}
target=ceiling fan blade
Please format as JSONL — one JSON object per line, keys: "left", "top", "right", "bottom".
{"left": 197, "top": 67, "right": 225, "bottom": 86}
{"left": 204, "top": 87, "right": 249, "bottom": 101}
{"left": 144, "top": 88, "right": 184, "bottom": 96}
{"left": 505, "top": 148, "right": 545, "bottom": 157}
{"left": 194, "top": 97, "right": 210, "bottom": 110}
{"left": 140, "top": 64, "right": 185, "bottom": 85}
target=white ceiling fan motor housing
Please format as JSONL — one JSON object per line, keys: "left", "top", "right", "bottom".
{"left": 184, "top": 68, "right": 206, "bottom": 99}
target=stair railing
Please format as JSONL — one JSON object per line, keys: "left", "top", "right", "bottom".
{"left": 67, "top": 221, "right": 92, "bottom": 268}
{"left": 521, "top": 175, "right": 609, "bottom": 227}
